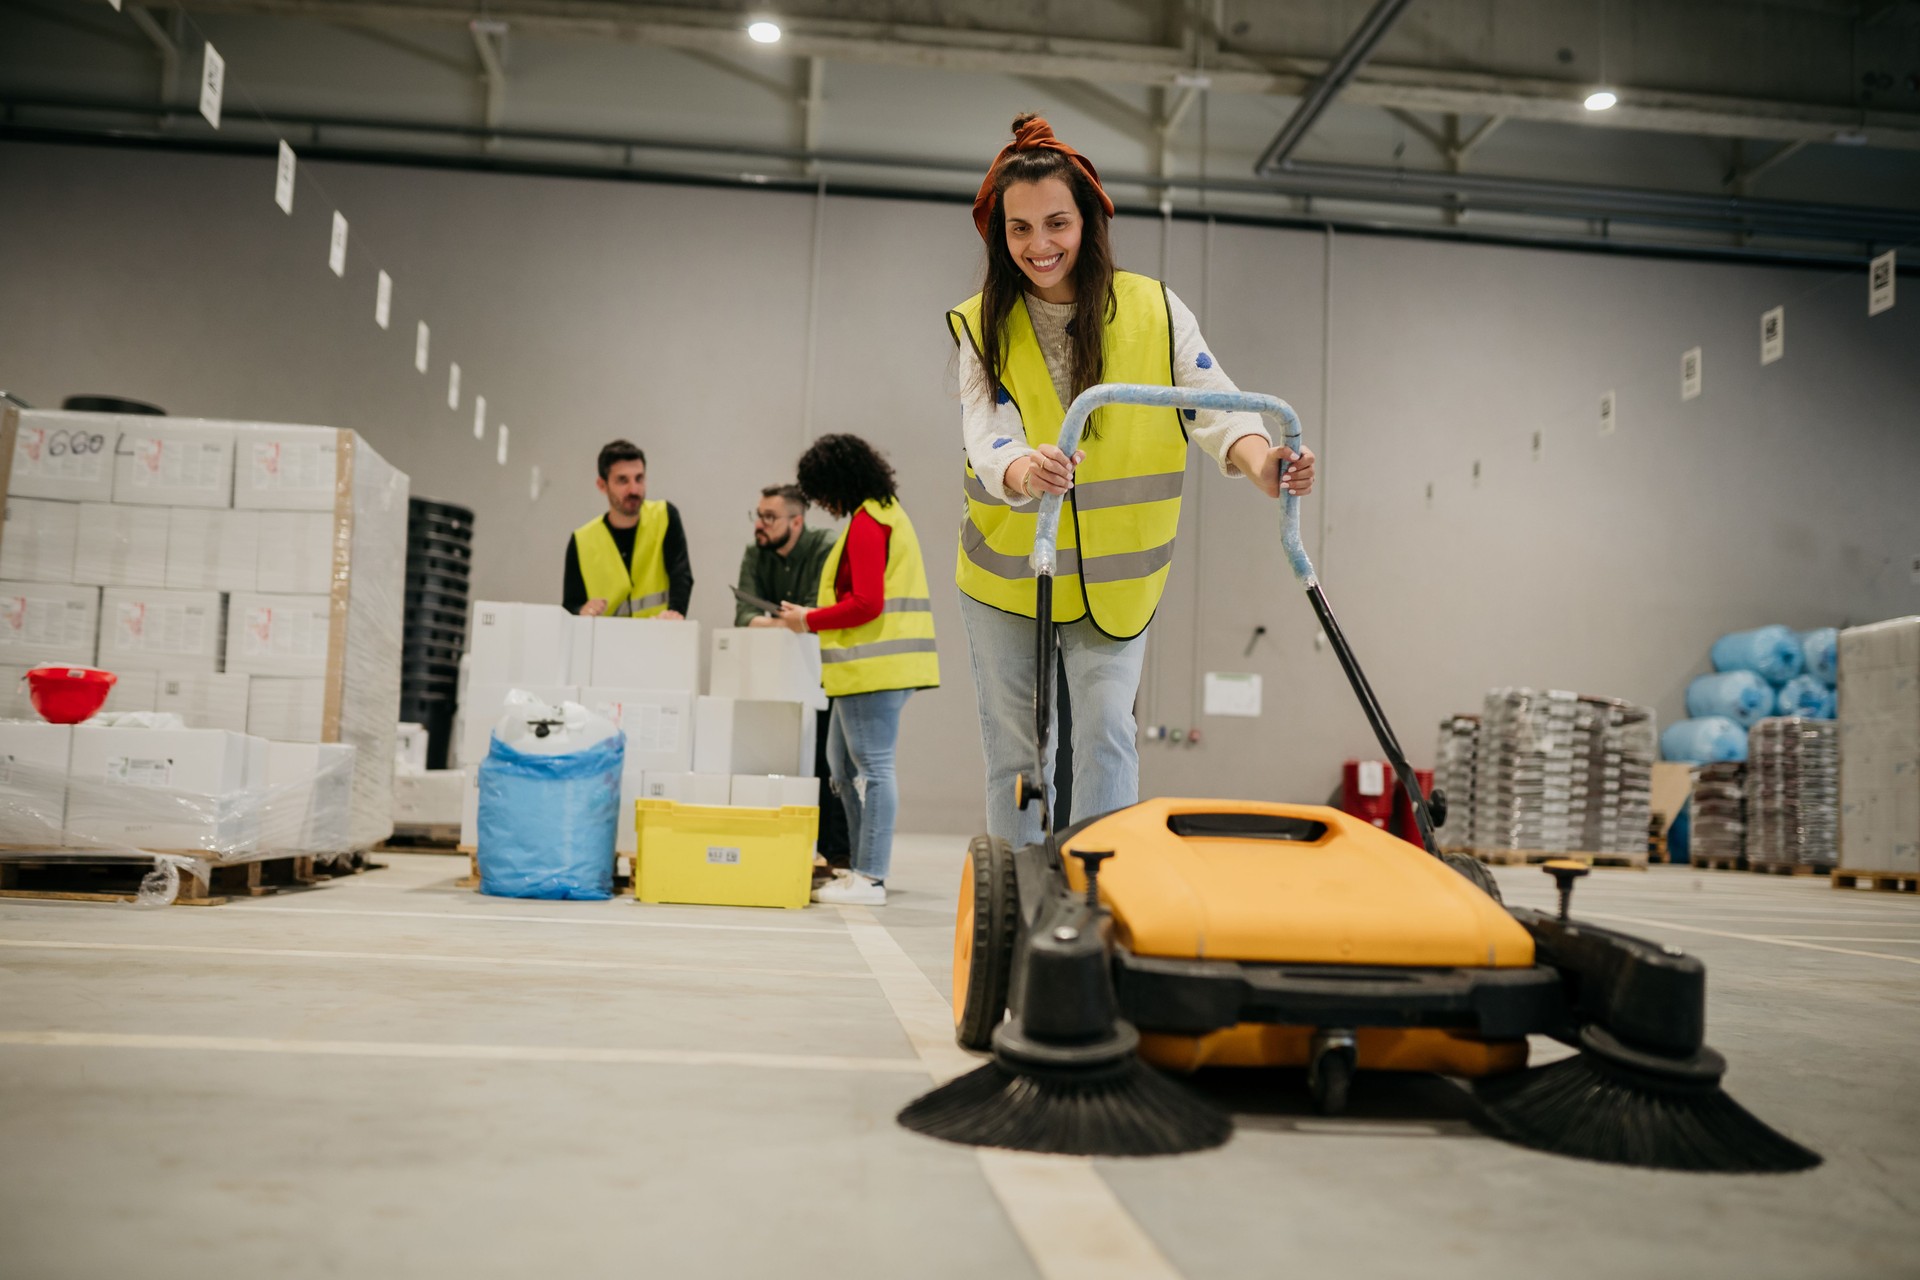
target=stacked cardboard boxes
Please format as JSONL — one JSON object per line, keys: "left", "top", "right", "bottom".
{"left": 1838, "top": 617, "right": 1919, "bottom": 876}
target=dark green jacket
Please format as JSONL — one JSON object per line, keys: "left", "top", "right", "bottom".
{"left": 734, "top": 526, "right": 836, "bottom": 626}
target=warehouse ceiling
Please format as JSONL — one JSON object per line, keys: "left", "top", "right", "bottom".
{"left": 4, "top": 0, "right": 1919, "bottom": 260}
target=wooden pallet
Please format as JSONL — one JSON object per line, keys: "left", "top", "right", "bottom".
{"left": 1470, "top": 849, "right": 1648, "bottom": 870}
{"left": 1692, "top": 855, "right": 1748, "bottom": 872}
{"left": 1832, "top": 869, "right": 1920, "bottom": 894}
{"left": 1747, "top": 861, "right": 1831, "bottom": 877}
{"left": 0, "top": 853, "right": 321, "bottom": 906}
{"left": 380, "top": 824, "right": 464, "bottom": 851}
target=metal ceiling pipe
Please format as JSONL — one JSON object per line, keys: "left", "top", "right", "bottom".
{"left": 1255, "top": 0, "right": 1415, "bottom": 175}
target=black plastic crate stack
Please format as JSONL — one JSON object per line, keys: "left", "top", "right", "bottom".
{"left": 402, "top": 498, "right": 474, "bottom": 769}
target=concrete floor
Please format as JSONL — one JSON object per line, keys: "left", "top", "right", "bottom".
{"left": 1, "top": 839, "right": 1916, "bottom": 1280}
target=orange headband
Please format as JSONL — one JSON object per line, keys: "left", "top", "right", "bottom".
{"left": 971, "top": 115, "right": 1116, "bottom": 241}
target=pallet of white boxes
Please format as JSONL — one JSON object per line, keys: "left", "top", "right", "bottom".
{"left": 448, "top": 602, "right": 825, "bottom": 891}
{"left": 0, "top": 405, "right": 406, "bottom": 902}
{"left": 1835, "top": 616, "right": 1920, "bottom": 893}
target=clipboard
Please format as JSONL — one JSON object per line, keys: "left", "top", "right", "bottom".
{"left": 731, "top": 584, "right": 785, "bottom": 616}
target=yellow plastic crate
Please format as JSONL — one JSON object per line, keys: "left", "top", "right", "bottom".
{"left": 633, "top": 800, "right": 819, "bottom": 909}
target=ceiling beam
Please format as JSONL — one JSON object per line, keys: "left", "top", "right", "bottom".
{"left": 1255, "top": 0, "right": 1414, "bottom": 173}
{"left": 151, "top": 0, "right": 1920, "bottom": 152}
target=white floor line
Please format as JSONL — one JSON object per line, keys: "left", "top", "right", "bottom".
{"left": 1586, "top": 912, "right": 1920, "bottom": 966}
{"left": 229, "top": 904, "right": 846, "bottom": 936}
{"left": 0, "top": 1029, "right": 927, "bottom": 1074}
{"left": 1760, "top": 936, "right": 1920, "bottom": 944}
{"left": 0, "top": 938, "right": 874, "bottom": 982}
{"left": 836, "top": 905, "right": 1185, "bottom": 1280}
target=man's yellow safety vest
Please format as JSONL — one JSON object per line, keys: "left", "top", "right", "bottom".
{"left": 946, "top": 270, "right": 1185, "bottom": 640}
{"left": 815, "top": 499, "right": 940, "bottom": 697}
{"left": 573, "top": 501, "right": 671, "bottom": 618}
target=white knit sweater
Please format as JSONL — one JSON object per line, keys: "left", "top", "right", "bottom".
{"left": 957, "top": 286, "right": 1271, "bottom": 505}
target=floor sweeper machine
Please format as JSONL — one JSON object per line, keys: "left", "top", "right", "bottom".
{"left": 898, "top": 384, "right": 1818, "bottom": 1174}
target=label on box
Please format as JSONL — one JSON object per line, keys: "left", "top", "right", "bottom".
{"left": 107, "top": 755, "right": 173, "bottom": 787}
{"left": 1, "top": 595, "right": 89, "bottom": 647}
{"left": 16, "top": 423, "right": 112, "bottom": 480}
{"left": 250, "top": 440, "right": 335, "bottom": 493}
{"left": 706, "top": 846, "right": 740, "bottom": 865}
{"left": 244, "top": 605, "right": 330, "bottom": 658}
{"left": 116, "top": 601, "right": 211, "bottom": 654}
{"left": 1357, "top": 760, "right": 1386, "bottom": 796}
{"left": 604, "top": 703, "right": 681, "bottom": 754}
{"left": 129, "top": 438, "right": 227, "bottom": 490}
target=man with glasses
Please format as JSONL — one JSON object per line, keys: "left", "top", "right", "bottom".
{"left": 735, "top": 484, "right": 847, "bottom": 868}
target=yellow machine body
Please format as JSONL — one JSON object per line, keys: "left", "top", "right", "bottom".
{"left": 1060, "top": 797, "right": 1536, "bottom": 1077}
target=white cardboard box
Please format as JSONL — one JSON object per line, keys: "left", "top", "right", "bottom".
{"left": 73, "top": 502, "right": 170, "bottom": 587}
{"left": 166, "top": 508, "right": 260, "bottom": 592}
{"left": 393, "top": 768, "right": 464, "bottom": 828}
{"left": 711, "top": 628, "right": 827, "bottom": 711}
{"left": 457, "top": 683, "right": 578, "bottom": 766}
{"left": 0, "top": 665, "right": 30, "bottom": 719}
{"left": 469, "top": 601, "right": 576, "bottom": 685}
{"left": 232, "top": 425, "right": 340, "bottom": 511}
{"left": 156, "top": 671, "right": 251, "bottom": 733}
{"left": 263, "top": 741, "right": 355, "bottom": 854}
{"left": 254, "top": 510, "right": 335, "bottom": 594}
{"left": 8, "top": 410, "right": 116, "bottom": 502}
{"left": 729, "top": 774, "right": 822, "bottom": 809}
{"left": 459, "top": 765, "right": 479, "bottom": 846}
{"left": 639, "top": 772, "right": 731, "bottom": 806}
{"left": 577, "top": 687, "right": 694, "bottom": 774}
{"left": 568, "top": 616, "right": 595, "bottom": 687}
{"left": 112, "top": 421, "right": 236, "bottom": 508}
{"left": 0, "top": 721, "right": 72, "bottom": 845}
{"left": 395, "top": 722, "right": 429, "bottom": 773}
{"left": 1838, "top": 616, "right": 1920, "bottom": 874}
{"left": 225, "top": 592, "right": 332, "bottom": 678}
{"left": 693, "top": 697, "right": 814, "bottom": 778}
{"left": 0, "top": 581, "right": 100, "bottom": 666}
{"left": 247, "top": 676, "right": 327, "bottom": 742}
{"left": 101, "top": 668, "right": 160, "bottom": 716}
{"left": 98, "top": 587, "right": 224, "bottom": 673}
{"left": 1, "top": 497, "right": 79, "bottom": 583}
{"left": 613, "top": 756, "right": 647, "bottom": 856}
{"left": 64, "top": 726, "right": 259, "bottom": 853}
{"left": 590, "top": 617, "right": 699, "bottom": 691}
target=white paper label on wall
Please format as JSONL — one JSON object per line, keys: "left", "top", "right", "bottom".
{"left": 1869, "top": 250, "right": 1896, "bottom": 316}
{"left": 328, "top": 211, "right": 348, "bottom": 278}
{"left": 1681, "top": 346, "right": 1702, "bottom": 401}
{"left": 375, "top": 271, "right": 392, "bottom": 329}
{"left": 415, "top": 322, "right": 430, "bottom": 373}
{"left": 473, "top": 395, "right": 487, "bottom": 440}
{"left": 1202, "top": 672, "right": 1262, "bottom": 718}
{"left": 1760, "top": 306, "right": 1784, "bottom": 364}
{"left": 274, "top": 141, "right": 296, "bottom": 215}
{"left": 496, "top": 424, "right": 509, "bottom": 466}
{"left": 447, "top": 362, "right": 461, "bottom": 410}
{"left": 1357, "top": 760, "right": 1386, "bottom": 797}
{"left": 1599, "top": 389, "right": 1617, "bottom": 435}
{"left": 198, "top": 43, "right": 224, "bottom": 129}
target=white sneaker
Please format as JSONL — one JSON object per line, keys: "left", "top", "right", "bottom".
{"left": 812, "top": 871, "right": 885, "bottom": 905}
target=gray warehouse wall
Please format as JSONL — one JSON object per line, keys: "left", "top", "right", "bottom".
{"left": 3, "top": 140, "right": 1916, "bottom": 832}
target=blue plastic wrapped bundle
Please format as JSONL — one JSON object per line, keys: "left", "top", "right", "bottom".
{"left": 1775, "top": 673, "right": 1836, "bottom": 720}
{"left": 1710, "top": 625, "right": 1804, "bottom": 686}
{"left": 1661, "top": 716, "right": 1748, "bottom": 764}
{"left": 477, "top": 732, "right": 624, "bottom": 900}
{"left": 1798, "top": 627, "right": 1838, "bottom": 687}
{"left": 1685, "top": 670, "right": 1774, "bottom": 729}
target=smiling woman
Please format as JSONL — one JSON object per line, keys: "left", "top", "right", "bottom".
{"left": 945, "top": 113, "right": 1320, "bottom": 851}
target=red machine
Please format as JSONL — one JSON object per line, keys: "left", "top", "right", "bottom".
{"left": 1341, "top": 758, "right": 1434, "bottom": 849}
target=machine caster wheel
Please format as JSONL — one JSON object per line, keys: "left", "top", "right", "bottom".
{"left": 1308, "top": 1029, "right": 1357, "bottom": 1116}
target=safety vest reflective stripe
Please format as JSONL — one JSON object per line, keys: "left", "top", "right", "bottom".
{"left": 1079, "top": 541, "right": 1176, "bottom": 584}
{"left": 1071, "top": 471, "right": 1185, "bottom": 511}
{"left": 610, "top": 590, "right": 670, "bottom": 617}
{"left": 820, "top": 636, "right": 940, "bottom": 664}
{"left": 959, "top": 519, "right": 1080, "bottom": 579}
{"left": 964, "top": 473, "right": 1007, "bottom": 507}
{"left": 573, "top": 502, "right": 670, "bottom": 619}
{"left": 881, "top": 597, "right": 933, "bottom": 613}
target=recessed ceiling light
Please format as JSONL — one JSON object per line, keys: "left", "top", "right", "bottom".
{"left": 1584, "top": 89, "right": 1618, "bottom": 111}
{"left": 747, "top": 20, "right": 782, "bottom": 43}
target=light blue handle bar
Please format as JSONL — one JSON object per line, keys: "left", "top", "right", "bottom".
{"left": 1031, "top": 383, "right": 1315, "bottom": 588}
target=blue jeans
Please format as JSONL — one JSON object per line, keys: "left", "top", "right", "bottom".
{"left": 826, "top": 688, "right": 913, "bottom": 883}
{"left": 960, "top": 593, "right": 1149, "bottom": 850}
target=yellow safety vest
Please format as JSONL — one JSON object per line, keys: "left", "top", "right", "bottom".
{"left": 573, "top": 502, "right": 671, "bottom": 618}
{"left": 946, "top": 271, "right": 1185, "bottom": 640}
{"left": 815, "top": 499, "right": 940, "bottom": 697}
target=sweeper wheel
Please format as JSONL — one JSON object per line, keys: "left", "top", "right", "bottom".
{"left": 1441, "top": 850, "right": 1503, "bottom": 904}
{"left": 953, "top": 835, "right": 1018, "bottom": 1051}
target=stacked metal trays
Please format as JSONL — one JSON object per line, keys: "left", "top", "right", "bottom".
{"left": 402, "top": 497, "right": 474, "bottom": 768}
{"left": 1471, "top": 689, "right": 1580, "bottom": 854}
{"left": 1433, "top": 714, "right": 1480, "bottom": 846}
{"left": 1746, "top": 716, "right": 1838, "bottom": 870}
{"left": 1691, "top": 761, "right": 1748, "bottom": 866}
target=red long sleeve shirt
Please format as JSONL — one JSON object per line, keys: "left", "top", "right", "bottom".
{"left": 806, "top": 509, "right": 891, "bottom": 632}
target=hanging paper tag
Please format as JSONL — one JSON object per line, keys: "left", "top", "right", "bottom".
{"left": 530, "top": 464, "right": 543, "bottom": 501}
{"left": 1598, "top": 389, "right": 1617, "bottom": 435}
{"left": 1681, "top": 346, "right": 1702, "bottom": 401}
{"left": 198, "top": 43, "right": 224, "bottom": 129}
{"left": 375, "top": 270, "right": 392, "bottom": 329}
{"left": 1760, "top": 306, "right": 1783, "bottom": 364}
{"left": 275, "top": 140, "right": 296, "bottom": 214}
{"left": 328, "top": 211, "right": 348, "bottom": 277}
{"left": 448, "top": 362, "right": 461, "bottom": 410}
{"left": 497, "top": 424, "right": 509, "bottom": 466}
{"left": 474, "top": 395, "right": 487, "bottom": 440}
{"left": 415, "top": 322, "right": 430, "bottom": 373}
{"left": 1869, "top": 250, "right": 1896, "bottom": 316}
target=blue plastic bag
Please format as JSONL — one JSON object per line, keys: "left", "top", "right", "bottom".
{"left": 477, "top": 732, "right": 624, "bottom": 900}
{"left": 1797, "top": 627, "right": 1838, "bottom": 688}
{"left": 1661, "top": 716, "right": 1747, "bottom": 764}
{"left": 1685, "top": 670, "right": 1773, "bottom": 728}
{"left": 1710, "top": 625, "right": 1804, "bottom": 686}
{"left": 1775, "top": 673, "right": 1835, "bottom": 720}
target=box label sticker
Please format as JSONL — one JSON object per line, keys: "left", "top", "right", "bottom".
{"left": 249, "top": 440, "right": 335, "bottom": 493}
{"left": 706, "top": 846, "right": 741, "bottom": 865}
{"left": 198, "top": 42, "right": 224, "bottom": 129}
{"left": 1681, "top": 347, "right": 1702, "bottom": 401}
{"left": 128, "top": 436, "right": 228, "bottom": 492}
{"left": 115, "top": 601, "right": 211, "bottom": 655}
{"left": 244, "top": 604, "right": 331, "bottom": 658}
{"left": 108, "top": 755, "right": 174, "bottom": 788}
{"left": 15, "top": 423, "right": 113, "bottom": 482}
{"left": 329, "top": 211, "right": 348, "bottom": 278}
{"left": 275, "top": 140, "right": 296, "bottom": 214}
{"left": 1761, "top": 305, "right": 1783, "bottom": 364}
{"left": 1870, "top": 250, "right": 1896, "bottom": 316}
